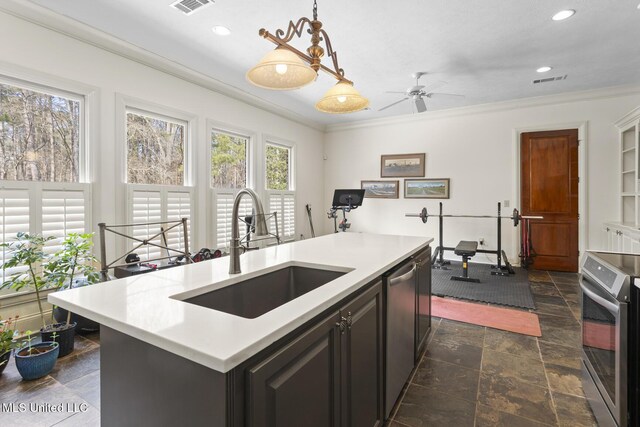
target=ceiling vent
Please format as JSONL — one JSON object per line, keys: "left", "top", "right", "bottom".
{"left": 533, "top": 75, "right": 568, "bottom": 84}
{"left": 171, "top": 0, "right": 212, "bottom": 15}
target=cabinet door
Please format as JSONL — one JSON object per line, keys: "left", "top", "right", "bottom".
{"left": 415, "top": 247, "right": 432, "bottom": 360}
{"left": 247, "top": 312, "right": 341, "bottom": 427}
{"left": 340, "top": 281, "right": 384, "bottom": 427}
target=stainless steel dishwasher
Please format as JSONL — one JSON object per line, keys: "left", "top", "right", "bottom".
{"left": 384, "top": 259, "right": 417, "bottom": 418}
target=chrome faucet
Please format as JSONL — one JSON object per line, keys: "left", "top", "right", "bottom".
{"left": 229, "top": 188, "right": 269, "bottom": 274}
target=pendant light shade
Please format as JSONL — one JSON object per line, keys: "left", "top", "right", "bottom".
{"left": 315, "top": 81, "right": 369, "bottom": 114}
{"left": 247, "top": 48, "right": 317, "bottom": 90}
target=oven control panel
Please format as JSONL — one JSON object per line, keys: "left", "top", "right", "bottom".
{"left": 584, "top": 257, "right": 618, "bottom": 289}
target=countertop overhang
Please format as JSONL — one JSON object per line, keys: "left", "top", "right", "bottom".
{"left": 49, "top": 232, "right": 432, "bottom": 372}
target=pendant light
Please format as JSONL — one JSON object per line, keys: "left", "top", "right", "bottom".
{"left": 247, "top": 0, "right": 367, "bottom": 114}
{"left": 316, "top": 81, "right": 369, "bottom": 114}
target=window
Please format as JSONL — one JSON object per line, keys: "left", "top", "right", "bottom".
{"left": 265, "top": 141, "right": 295, "bottom": 241}
{"left": 0, "top": 81, "right": 82, "bottom": 182}
{"left": 0, "top": 77, "right": 90, "bottom": 295}
{"left": 211, "top": 131, "right": 247, "bottom": 189}
{"left": 266, "top": 143, "right": 291, "bottom": 191}
{"left": 126, "top": 110, "right": 186, "bottom": 186}
{"left": 211, "top": 128, "right": 252, "bottom": 250}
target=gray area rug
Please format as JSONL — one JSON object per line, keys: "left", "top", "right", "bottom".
{"left": 432, "top": 261, "right": 535, "bottom": 309}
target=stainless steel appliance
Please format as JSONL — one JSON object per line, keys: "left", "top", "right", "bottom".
{"left": 384, "top": 259, "right": 416, "bottom": 418}
{"left": 580, "top": 251, "right": 636, "bottom": 427}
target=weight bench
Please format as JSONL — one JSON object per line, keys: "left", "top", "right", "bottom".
{"left": 451, "top": 240, "right": 480, "bottom": 283}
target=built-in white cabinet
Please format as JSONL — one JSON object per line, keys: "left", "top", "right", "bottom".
{"left": 617, "top": 107, "right": 640, "bottom": 226}
{"left": 602, "top": 108, "right": 640, "bottom": 253}
{"left": 603, "top": 223, "right": 640, "bottom": 254}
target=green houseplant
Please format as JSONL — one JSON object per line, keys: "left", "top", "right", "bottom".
{"left": 0, "top": 232, "right": 75, "bottom": 359}
{"left": 48, "top": 233, "right": 100, "bottom": 334}
{"left": 0, "top": 315, "right": 18, "bottom": 375}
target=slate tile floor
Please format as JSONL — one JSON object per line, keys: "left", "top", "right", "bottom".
{"left": 387, "top": 270, "right": 597, "bottom": 427}
{"left": 0, "top": 271, "right": 595, "bottom": 426}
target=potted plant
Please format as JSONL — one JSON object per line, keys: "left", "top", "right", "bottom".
{"left": 0, "top": 315, "right": 18, "bottom": 375}
{"left": 47, "top": 233, "right": 101, "bottom": 334}
{"left": 0, "top": 232, "right": 75, "bottom": 358}
{"left": 14, "top": 330, "right": 59, "bottom": 380}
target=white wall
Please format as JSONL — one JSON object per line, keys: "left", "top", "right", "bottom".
{"left": 323, "top": 91, "right": 640, "bottom": 264}
{"left": 0, "top": 11, "right": 324, "bottom": 328}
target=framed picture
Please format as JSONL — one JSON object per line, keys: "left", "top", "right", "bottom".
{"left": 361, "top": 180, "right": 400, "bottom": 199}
{"left": 404, "top": 178, "right": 450, "bottom": 199}
{"left": 380, "top": 153, "right": 425, "bottom": 178}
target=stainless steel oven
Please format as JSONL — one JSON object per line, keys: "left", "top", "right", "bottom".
{"left": 580, "top": 251, "right": 633, "bottom": 427}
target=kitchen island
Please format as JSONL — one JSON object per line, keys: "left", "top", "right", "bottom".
{"left": 50, "top": 232, "right": 432, "bottom": 426}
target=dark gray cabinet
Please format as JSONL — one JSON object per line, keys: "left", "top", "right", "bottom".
{"left": 247, "top": 281, "right": 383, "bottom": 427}
{"left": 414, "top": 246, "right": 432, "bottom": 359}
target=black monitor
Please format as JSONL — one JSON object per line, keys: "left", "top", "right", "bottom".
{"left": 332, "top": 189, "right": 365, "bottom": 208}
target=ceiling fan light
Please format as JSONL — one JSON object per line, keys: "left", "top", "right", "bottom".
{"left": 246, "top": 48, "right": 317, "bottom": 90}
{"left": 315, "top": 81, "right": 369, "bottom": 114}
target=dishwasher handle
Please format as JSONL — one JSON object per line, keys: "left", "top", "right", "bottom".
{"left": 388, "top": 263, "right": 416, "bottom": 287}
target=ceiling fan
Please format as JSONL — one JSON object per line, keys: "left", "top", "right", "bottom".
{"left": 379, "top": 72, "right": 464, "bottom": 113}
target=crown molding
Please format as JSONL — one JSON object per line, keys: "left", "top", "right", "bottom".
{"left": 0, "top": 0, "right": 327, "bottom": 132}
{"left": 615, "top": 106, "right": 640, "bottom": 130}
{"left": 326, "top": 84, "right": 640, "bottom": 133}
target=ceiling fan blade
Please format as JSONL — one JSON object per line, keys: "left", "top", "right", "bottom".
{"left": 421, "top": 80, "right": 447, "bottom": 94}
{"left": 385, "top": 91, "right": 407, "bottom": 94}
{"left": 427, "top": 92, "right": 465, "bottom": 98}
{"left": 379, "top": 98, "right": 409, "bottom": 111}
{"left": 414, "top": 97, "right": 427, "bottom": 113}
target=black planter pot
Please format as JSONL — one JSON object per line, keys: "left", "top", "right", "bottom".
{"left": 40, "top": 322, "right": 76, "bottom": 358}
{"left": 53, "top": 306, "right": 100, "bottom": 334}
{"left": 0, "top": 350, "right": 11, "bottom": 375}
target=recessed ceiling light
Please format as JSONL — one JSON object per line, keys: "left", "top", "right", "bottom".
{"left": 537, "top": 66, "right": 552, "bottom": 73}
{"left": 552, "top": 10, "right": 575, "bottom": 21}
{"left": 212, "top": 26, "right": 231, "bottom": 36}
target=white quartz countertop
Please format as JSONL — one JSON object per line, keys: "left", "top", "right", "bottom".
{"left": 49, "top": 232, "right": 432, "bottom": 372}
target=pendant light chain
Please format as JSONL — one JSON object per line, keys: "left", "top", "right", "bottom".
{"left": 313, "top": 0, "right": 318, "bottom": 21}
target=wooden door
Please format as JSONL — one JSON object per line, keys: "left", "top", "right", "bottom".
{"left": 340, "top": 281, "right": 384, "bottom": 427}
{"left": 247, "top": 312, "right": 341, "bottom": 427}
{"left": 521, "top": 129, "right": 579, "bottom": 272}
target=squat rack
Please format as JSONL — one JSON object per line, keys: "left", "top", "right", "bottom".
{"left": 405, "top": 202, "right": 542, "bottom": 276}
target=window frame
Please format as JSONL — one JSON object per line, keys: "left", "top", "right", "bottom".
{"left": 116, "top": 95, "right": 197, "bottom": 257}
{"left": 0, "top": 74, "right": 90, "bottom": 184}
{"left": 264, "top": 140, "right": 295, "bottom": 192}
{"left": 263, "top": 137, "right": 296, "bottom": 242}
{"left": 124, "top": 106, "right": 191, "bottom": 187}
{"left": 207, "top": 121, "right": 256, "bottom": 251}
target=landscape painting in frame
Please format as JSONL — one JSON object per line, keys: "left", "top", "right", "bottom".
{"left": 380, "top": 153, "right": 425, "bottom": 178}
{"left": 361, "top": 180, "right": 399, "bottom": 199}
{"left": 404, "top": 178, "right": 450, "bottom": 199}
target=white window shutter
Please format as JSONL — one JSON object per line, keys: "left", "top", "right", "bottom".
{"left": 0, "top": 189, "right": 30, "bottom": 283}
{"left": 215, "top": 192, "right": 253, "bottom": 250}
{"left": 215, "top": 193, "right": 234, "bottom": 249}
{"left": 166, "top": 191, "right": 192, "bottom": 253}
{"left": 131, "top": 190, "right": 162, "bottom": 261}
{"left": 42, "top": 190, "right": 87, "bottom": 254}
{"left": 269, "top": 193, "right": 283, "bottom": 237}
{"left": 268, "top": 193, "right": 295, "bottom": 240}
{"left": 283, "top": 194, "right": 295, "bottom": 239}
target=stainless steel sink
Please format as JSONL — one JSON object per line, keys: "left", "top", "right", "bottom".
{"left": 183, "top": 265, "right": 347, "bottom": 319}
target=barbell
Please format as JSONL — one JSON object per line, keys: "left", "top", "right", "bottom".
{"left": 405, "top": 207, "right": 543, "bottom": 227}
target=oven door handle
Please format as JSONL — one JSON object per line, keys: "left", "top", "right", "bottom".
{"left": 580, "top": 281, "right": 620, "bottom": 315}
